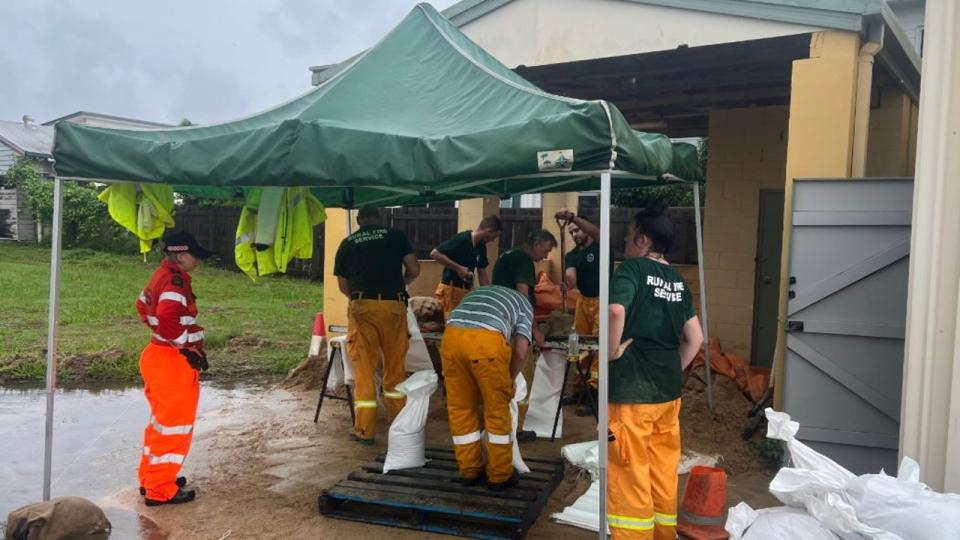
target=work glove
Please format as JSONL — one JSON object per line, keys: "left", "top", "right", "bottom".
{"left": 180, "top": 348, "right": 209, "bottom": 372}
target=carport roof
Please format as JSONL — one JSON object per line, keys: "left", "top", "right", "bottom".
{"left": 441, "top": 0, "right": 920, "bottom": 99}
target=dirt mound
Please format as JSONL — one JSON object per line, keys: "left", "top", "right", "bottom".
{"left": 282, "top": 347, "right": 328, "bottom": 390}
{"left": 223, "top": 335, "right": 273, "bottom": 352}
{"left": 681, "top": 366, "right": 759, "bottom": 475}
{"left": 59, "top": 347, "right": 126, "bottom": 377}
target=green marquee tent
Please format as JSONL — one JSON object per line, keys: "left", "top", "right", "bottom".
{"left": 44, "top": 5, "right": 711, "bottom": 532}
{"left": 53, "top": 3, "right": 700, "bottom": 207}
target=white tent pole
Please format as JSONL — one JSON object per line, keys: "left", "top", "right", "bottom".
{"left": 598, "top": 171, "right": 611, "bottom": 539}
{"left": 693, "top": 182, "right": 714, "bottom": 411}
{"left": 43, "top": 176, "right": 65, "bottom": 501}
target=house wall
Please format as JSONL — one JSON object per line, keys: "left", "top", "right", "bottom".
{"left": 703, "top": 106, "right": 790, "bottom": 358}
{"left": 458, "top": 0, "right": 816, "bottom": 67}
{"left": 0, "top": 143, "right": 15, "bottom": 176}
{"left": 866, "top": 86, "right": 920, "bottom": 177}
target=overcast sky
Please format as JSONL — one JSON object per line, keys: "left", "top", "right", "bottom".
{"left": 0, "top": 0, "right": 458, "bottom": 125}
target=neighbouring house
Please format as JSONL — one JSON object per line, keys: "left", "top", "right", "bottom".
{"left": 0, "top": 116, "right": 53, "bottom": 242}
{"left": 0, "top": 111, "right": 173, "bottom": 242}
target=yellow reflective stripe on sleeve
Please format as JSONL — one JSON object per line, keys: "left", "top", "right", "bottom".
{"left": 354, "top": 400, "right": 378, "bottom": 409}
{"left": 607, "top": 514, "right": 655, "bottom": 531}
{"left": 654, "top": 512, "right": 677, "bottom": 526}
{"left": 382, "top": 391, "right": 405, "bottom": 400}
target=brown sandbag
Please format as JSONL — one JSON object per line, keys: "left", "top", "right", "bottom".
{"left": 5, "top": 496, "right": 111, "bottom": 540}
{"left": 533, "top": 272, "right": 578, "bottom": 323}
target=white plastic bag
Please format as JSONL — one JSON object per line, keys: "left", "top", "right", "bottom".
{"left": 726, "top": 503, "right": 842, "bottom": 540}
{"left": 523, "top": 351, "right": 567, "bottom": 438}
{"left": 382, "top": 370, "right": 438, "bottom": 473}
{"left": 510, "top": 373, "right": 530, "bottom": 474}
{"left": 405, "top": 307, "right": 434, "bottom": 373}
{"left": 844, "top": 457, "right": 960, "bottom": 540}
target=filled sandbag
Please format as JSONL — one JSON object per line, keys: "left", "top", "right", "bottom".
{"left": 383, "top": 370, "right": 439, "bottom": 473}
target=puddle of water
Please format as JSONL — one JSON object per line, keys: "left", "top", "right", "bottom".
{"left": 0, "top": 381, "right": 268, "bottom": 525}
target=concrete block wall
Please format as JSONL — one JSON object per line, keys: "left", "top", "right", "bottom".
{"left": 703, "top": 105, "right": 789, "bottom": 358}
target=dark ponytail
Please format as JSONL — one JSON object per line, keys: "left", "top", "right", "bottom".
{"left": 633, "top": 206, "right": 674, "bottom": 254}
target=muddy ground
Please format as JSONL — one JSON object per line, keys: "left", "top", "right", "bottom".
{"left": 110, "top": 370, "right": 776, "bottom": 540}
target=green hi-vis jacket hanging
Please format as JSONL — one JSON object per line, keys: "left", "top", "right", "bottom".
{"left": 235, "top": 187, "right": 327, "bottom": 281}
{"left": 98, "top": 183, "right": 175, "bottom": 254}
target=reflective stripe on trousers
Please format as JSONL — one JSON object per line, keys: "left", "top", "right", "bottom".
{"left": 608, "top": 514, "right": 655, "bottom": 531}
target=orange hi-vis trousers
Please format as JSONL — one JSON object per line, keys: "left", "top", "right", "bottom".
{"left": 139, "top": 343, "right": 200, "bottom": 502}
{"left": 440, "top": 326, "right": 515, "bottom": 484}
{"left": 607, "top": 399, "right": 682, "bottom": 540}
{"left": 434, "top": 282, "right": 470, "bottom": 321}
{"left": 574, "top": 295, "right": 600, "bottom": 386}
{"left": 347, "top": 298, "right": 409, "bottom": 440}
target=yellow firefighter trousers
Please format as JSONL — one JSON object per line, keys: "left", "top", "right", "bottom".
{"left": 346, "top": 299, "right": 409, "bottom": 440}
{"left": 434, "top": 282, "right": 470, "bottom": 321}
{"left": 607, "top": 399, "right": 682, "bottom": 540}
{"left": 574, "top": 295, "right": 600, "bottom": 386}
{"left": 440, "top": 326, "right": 515, "bottom": 483}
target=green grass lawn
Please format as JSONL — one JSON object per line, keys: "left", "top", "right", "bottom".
{"left": 0, "top": 243, "right": 323, "bottom": 384}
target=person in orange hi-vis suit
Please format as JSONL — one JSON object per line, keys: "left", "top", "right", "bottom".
{"left": 135, "top": 232, "right": 212, "bottom": 506}
{"left": 334, "top": 206, "right": 420, "bottom": 444}
{"left": 607, "top": 208, "right": 704, "bottom": 540}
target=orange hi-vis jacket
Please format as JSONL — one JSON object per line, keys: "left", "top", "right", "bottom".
{"left": 135, "top": 260, "right": 204, "bottom": 350}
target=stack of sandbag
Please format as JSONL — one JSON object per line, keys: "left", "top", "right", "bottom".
{"left": 726, "top": 409, "right": 960, "bottom": 540}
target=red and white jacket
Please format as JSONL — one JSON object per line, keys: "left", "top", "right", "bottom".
{"left": 136, "top": 260, "right": 205, "bottom": 350}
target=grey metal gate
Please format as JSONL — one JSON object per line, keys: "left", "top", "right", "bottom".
{"left": 783, "top": 178, "right": 912, "bottom": 474}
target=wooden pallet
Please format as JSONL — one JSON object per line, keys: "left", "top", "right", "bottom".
{"left": 319, "top": 447, "right": 565, "bottom": 539}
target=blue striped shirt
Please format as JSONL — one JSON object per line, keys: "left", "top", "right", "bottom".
{"left": 447, "top": 286, "right": 534, "bottom": 342}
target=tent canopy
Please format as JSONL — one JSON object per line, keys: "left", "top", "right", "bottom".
{"left": 53, "top": 3, "right": 701, "bottom": 207}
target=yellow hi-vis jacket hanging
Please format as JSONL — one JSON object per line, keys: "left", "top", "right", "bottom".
{"left": 98, "top": 183, "right": 175, "bottom": 254}
{"left": 234, "top": 187, "right": 326, "bottom": 281}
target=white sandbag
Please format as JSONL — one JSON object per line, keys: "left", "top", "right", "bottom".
{"left": 510, "top": 373, "right": 530, "bottom": 474}
{"left": 726, "top": 503, "right": 842, "bottom": 540}
{"left": 561, "top": 441, "right": 599, "bottom": 478}
{"left": 383, "top": 370, "right": 438, "bottom": 473}
{"left": 551, "top": 479, "right": 608, "bottom": 533}
{"left": 764, "top": 409, "right": 900, "bottom": 540}
{"left": 523, "top": 351, "right": 567, "bottom": 438}
{"left": 326, "top": 335, "right": 351, "bottom": 387}
{"left": 405, "top": 307, "right": 434, "bottom": 373}
{"left": 844, "top": 457, "right": 960, "bottom": 540}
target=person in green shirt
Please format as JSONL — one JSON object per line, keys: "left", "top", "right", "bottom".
{"left": 491, "top": 228, "right": 556, "bottom": 347}
{"left": 430, "top": 215, "right": 502, "bottom": 319}
{"left": 334, "top": 206, "right": 421, "bottom": 444}
{"left": 605, "top": 207, "right": 703, "bottom": 540}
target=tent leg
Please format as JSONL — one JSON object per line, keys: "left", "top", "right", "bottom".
{"left": 43, "top": 177, "right": 65, "bottom": 501}
{"left": 598, "top": 172, "right": 611, "bottom": 539}
{"left": 693, "top": 182, "right": 714, "bottom": 412}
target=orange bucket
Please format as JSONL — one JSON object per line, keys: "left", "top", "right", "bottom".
{"left": 677, "top": 466, "right": 729, "bottom": 540}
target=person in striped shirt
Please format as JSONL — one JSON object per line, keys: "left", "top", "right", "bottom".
{"left": 441, "top": 285, "right": 534, "bottom": 490}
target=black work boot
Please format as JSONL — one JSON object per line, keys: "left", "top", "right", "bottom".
{"left": 460, "top": 473, "right": 487, "bottom": 487}
{"left": 139, "top": 476, "right": 187, "bottom": 496}
{"left": 486, "top": 470, "right": 521, "bottom": 491}
{"left": 144, "top": 487, "right": 196, "bottom": 507}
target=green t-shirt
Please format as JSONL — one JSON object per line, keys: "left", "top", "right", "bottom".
{"left": 565, "top": 242, "right": 603, "bottom": 298}
{"left": 609, "top": 258, "right": 696, "bottom": 404}
{"left": 333, "top": 225, "right": 413, "bottom": 296}
{"left": 492, "top": 247, "right": 537, "bottom": 307}
{"left": 436, "top": 230, "right": 488, "bottom": 288}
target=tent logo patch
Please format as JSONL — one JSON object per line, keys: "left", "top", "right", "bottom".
{"left": 538, "top": 149, "right": 574, "bottom": 172}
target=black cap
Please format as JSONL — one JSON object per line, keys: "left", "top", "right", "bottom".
{"left": 163, "top": 231, "right": 213, "bottom": 260}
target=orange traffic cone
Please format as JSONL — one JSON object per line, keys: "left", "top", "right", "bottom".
{"left": 677, "top": 466, "right": 729, "bottom": 540}
{"left": 308, "top": 312, "right": 326, "bottom": 357}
